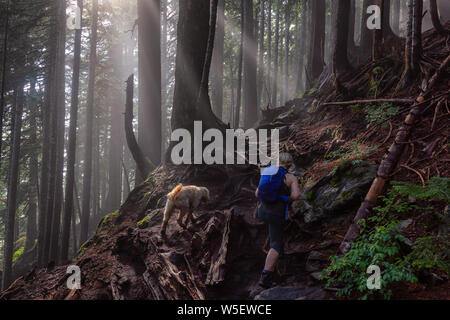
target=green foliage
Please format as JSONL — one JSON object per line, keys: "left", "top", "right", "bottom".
{"left": 365, "top": 103, "right": 398, "bottom": 125}
{"left": 322, "top": 219, "right": 417, "bottom": 300}
{"left": 406, "top": 236, "right": 449, "bottom": 277}
{"left": 391, "top": 177, "right": 450, "bottom": 203}
{"left": 324, "top": 142, "right": 377, "bottom": 176}
{"left": 322, "top": 178, "right": 448, "bottom": 299}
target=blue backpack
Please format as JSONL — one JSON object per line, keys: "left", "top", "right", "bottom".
{"left": 258, "top": 166, "right": 289, "bottom": 219}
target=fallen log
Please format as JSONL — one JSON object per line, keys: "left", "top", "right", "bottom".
{"left": 339, "top": 53, "right": 450, "bottom": 254}
{"left": 321, "top": 98, "right": 414, "bottom": 107}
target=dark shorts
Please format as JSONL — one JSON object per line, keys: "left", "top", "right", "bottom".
{"left": 257, "top": 201, "right": 286, "bottom": 254}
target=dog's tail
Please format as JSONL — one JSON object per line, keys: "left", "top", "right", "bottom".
{"left": 167, "top": 184, "right": 183, "bottom": 200}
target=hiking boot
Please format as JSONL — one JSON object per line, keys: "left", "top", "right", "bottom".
{"left": 258, "top": 270, "right": 275, "bottom": 289}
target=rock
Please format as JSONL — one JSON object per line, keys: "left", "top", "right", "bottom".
{"left": 310, "top": 271, "right": 323, "bottom": 281}
{"left": 399, "top": 219, "right": 413, "bottom": 231}
{"left": 255, "top": 286, "right": 326, "bottom": 300}
{"left": 293, "top": 161, "right": 377, "bottom": 224}
{"left": 305, "top": 251, "right": 329, "bottom": 272}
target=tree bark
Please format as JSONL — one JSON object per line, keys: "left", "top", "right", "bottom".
{"left": 0, "top": 0, "right": 10, "bottom": 165}
{"left": 295, "top": 0, "right": 307, "bottom": 94}
{"left": 125, "top": 74, "right": 152, "bottom": 181}
{"left": 104, "top": 42, "right": 124, "bottom": 215}
{"left": 360, "top": 0, "right": 375, "bottom": 61}
{"left": 257, "top": 0, "right": 265, "bottom": 110}
{"left": 137, "top": 0, "right": 161, "bottom": 182}
{"left": 271, "top": 1, "right": 280, "bottom": 107}
{"left": 25, "top": 79, "right": 39, "bottom": 253}
{"left": 430, "top": 0, "right": 448, "bottom": 36}
{"left": 334, "top": 0, "right": 352, "bottom": 77}
{"left": 61, "top": 0, "right": 83, "bottom": 263}
{"left": 234, "top": 0, "right": 244, "bottom": 128}
{"left": 80, "top": 0, "right": 98, "bottom": 245}
{"left": 310, "top": 0, "right": 326, "bottom": 81}
{"left": 49, "top": 0, "right": 67, "bottom": 263}
{"left": 212, "top": 0, "right": 225, "bottom": 120}
{"left": 266, "top": 0, "right": 272, "bottom": 105}
{"left": 171, "top": 0, "right": 225, "bottom": 137}
{"left": 2, "top": 84, "right": 24, "bottom": 290}
{"left": 243, "top": 0, "right": 258, "bottom": 128}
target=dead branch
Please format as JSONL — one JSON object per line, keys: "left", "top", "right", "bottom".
{"left": 321, "top": 98, "right": 414, "bottom": 107}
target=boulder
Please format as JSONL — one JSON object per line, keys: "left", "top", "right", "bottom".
{"left": 255, "top": 286, "right": 326, "bottom": 300}
{"left": 293, "top": 161, "right": 377, "bottom": 224}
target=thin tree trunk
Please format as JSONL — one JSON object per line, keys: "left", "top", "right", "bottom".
{"left": 310, "top": 0, "right": 326, "bottom": 81}
{"left": 266, "top": 0, "right": 272, "bottom": 106}
{"left": 212, "top": 0, "right": 225, "bottom": 119}
{"left": 125, "top": 74, "right": 152, "bottom": 181}
{"left": 295, "top": 0, "right": 307, "bottom": 94}
{"left": 49, "top": 0, "right": 67, "bottom": 263}
{"left": 360, "top": 0, "right": 374, "bottom": 61}
{"left": 2, "top": 84, "right": 24, "bottom": 290}
{"left": 372, "top": 0, "right": 385, "bottom": 60}
{"left": 25, "top": 79, "right": 39, "bottom": 252}
{"left": 257, "top": 0, "right": 265, "bottom": 109}
{"left": 161, "top": 0, "right": 168, "bottom": 161}
{"left": 80, "top": 0, "right": 98, "bottom": 245}
{"left": 243, "top": 0, "right": 258, "bottom": 128}
{"left": 392, "top": 0, "right": 401, "bottom": 34}
{"left": 61, "top": 0, "right": 83, "bottom": 263}
{"left": 430, "top": 0, "right": 449, "bottom": 36}
{"left": 104, "top": 43, "right": 124, "bottom": 215}
{"left": 234, "top": 0, "right": 244, "bottom": 128}
{"left": 0, "top": 0, "right": 10, "bottom": 165}
{"left": 282, "top": 0, "right": 291, "bottom": 105}
{"left": 271, "top": 1, "right": 280, "bottom": 107}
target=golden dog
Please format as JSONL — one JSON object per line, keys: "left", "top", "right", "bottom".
{"left": 160, "top": 184, "right": 210, "bottom": 236}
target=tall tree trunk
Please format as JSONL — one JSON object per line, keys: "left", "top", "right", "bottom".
{"left": 372, "top": 0, "right": 385, "bottom": 60}
{"left": 212, "top": 0, "right": 225, "bottom": 119}
{"left": 266, "top": 0, "right": 272, "bottom": 106}
{"left": 42, "top": 0, "right": 65, "bottom": 265}
{"left": 49, "top": 0, "right": 67, "bottom": 263}
{"left": 347, "top": 0, "right": 358, "bottom": 59}
{"left": 161, "top": 0, "right": 168, "bottom": 161}
{"left": 271, "top": 1, "right": 280, "bottom": 107}
{"left": 80, "top": 0, "right": 98, "bottom": 245}
{"left": 392, "top": 0, "right": 401, "bottom": 34}
{"left": 430, "top": 0, "right": 448, "bottom": 36}
{"left": 282, "top": 0, "right": 291, "bottom": 105}
{"left": 257, "top": 0, "right": 265, "bottom": 109}
{"left": 104, "top": 42, "right": 124, "bottom": 214}
{"left": 137, "top": 0, "right": 161, "bottom": 183}
{"left": 2, "top": 84, "right": 24, "bottom": 290}
{"left": 171, "top": 0, "right": 225, "bottom": 137}
{"left": 234, "top": 0, "right": 244, "bottom": 128}
{"left": 25, "top": 79, "right": 39, "bottom": 252}
{"left": 60, "top": 0, "right": 83, "bottom": 263}
{"left": 334, "top": 0, "right": 352, "bottom": 77}
{"left": 125, "top": 75, "right": 152, "bottom": 181}
{"left": 310, "top": 0, "right": 326, "bottom": 81}
{"left": 243, "top": 0, "right": 258, "bottom": 128}
{"left": 295, "top": 0, "right": 307, "bottom": 94}
{"left": 0, "top": 0, "right": 10, "bottom": 165}
{"left": 360, "top": 0, "right": 375, "bottom": 61}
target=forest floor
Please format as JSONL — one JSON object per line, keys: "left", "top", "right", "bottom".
{"left": 1, "top": 25, "right": 449, "bottom": 300}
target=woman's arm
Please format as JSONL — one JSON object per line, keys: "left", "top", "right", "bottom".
{"left": 286, "top": 174, "right": 301, "bottom": 201}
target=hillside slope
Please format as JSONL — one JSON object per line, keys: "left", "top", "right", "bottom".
{"left": 1, "top": 25, "right": 449, "bottom": 300}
